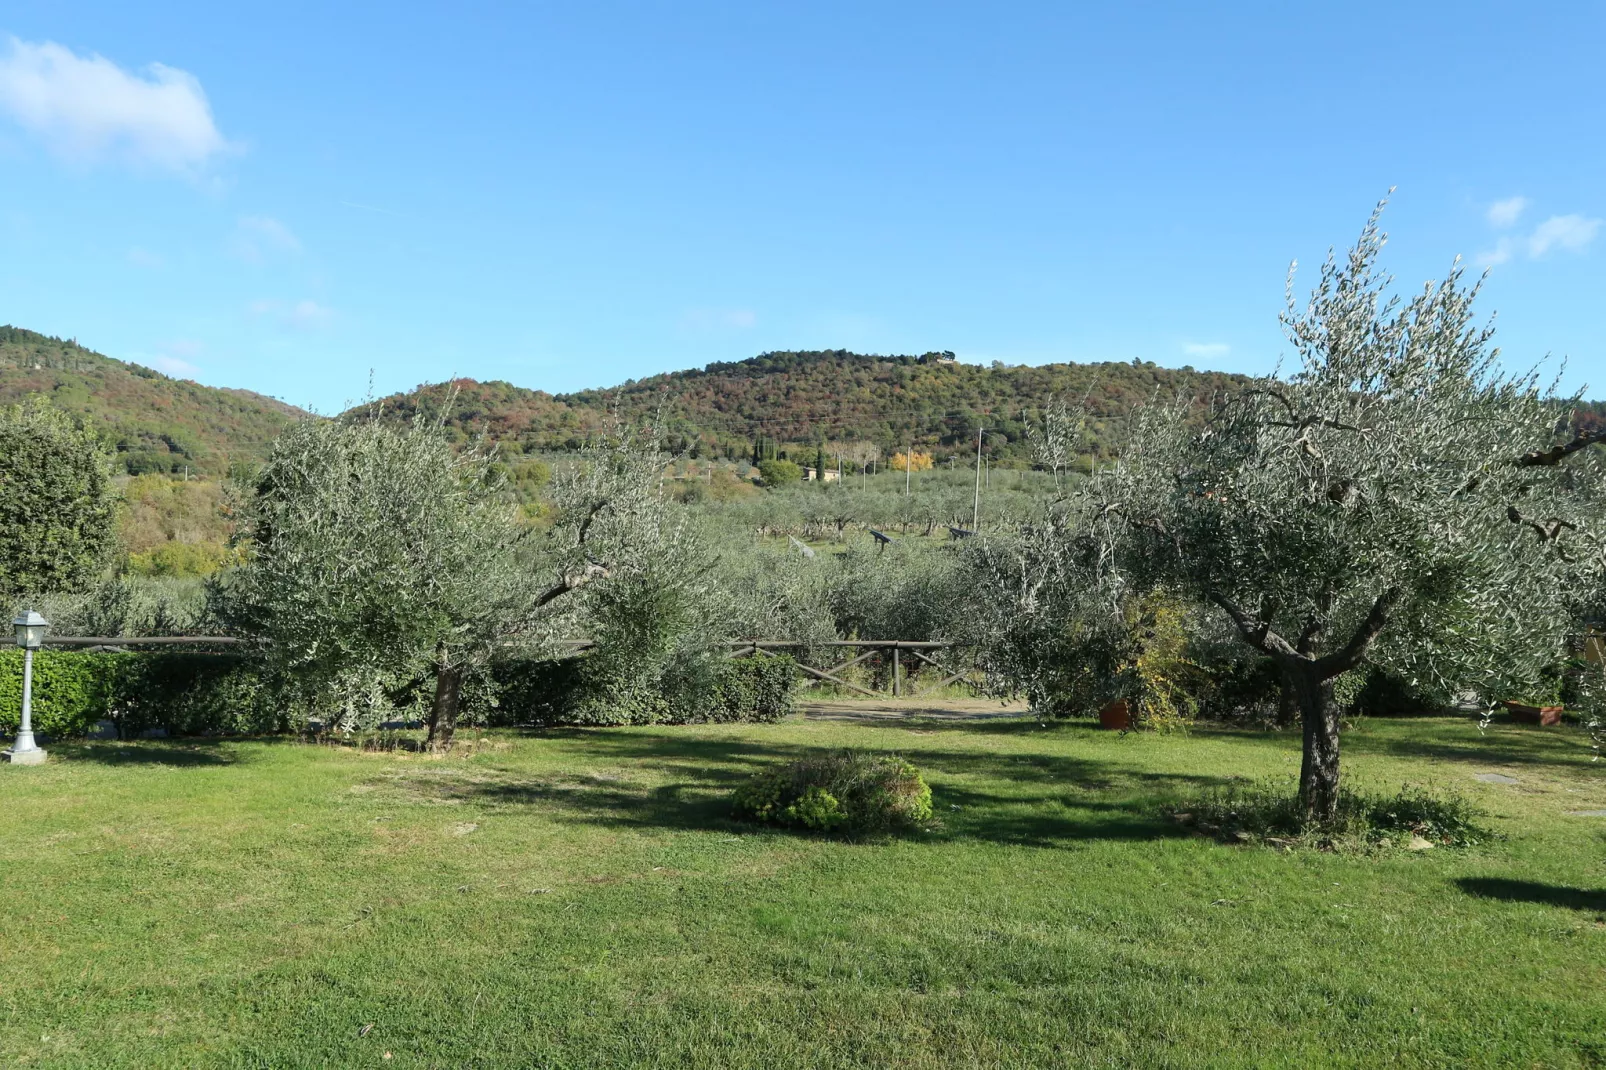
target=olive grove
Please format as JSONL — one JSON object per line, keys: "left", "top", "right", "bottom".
{"left": 970, "top": 201, "right": 1606, "bottom": 821}
{"left": 224, "top": 409, "right": 691, "bottom": 743}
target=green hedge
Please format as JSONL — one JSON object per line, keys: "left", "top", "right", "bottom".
{"left": 0, "top": 650, "right": 285, "bottom": 739}
{"left": 0, "top": 648, "right": 795, "bottom": 739}
{"left": 488, "top": 652, "right": 797, "bottom": 727}
{"left": 0, "top": 650, "right": 118, "bottom": 738}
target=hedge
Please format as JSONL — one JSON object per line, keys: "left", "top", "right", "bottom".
{"left": 0, "top": 648, "right": 796, "bottom": 738}
{"left": 489, "top": 651, "right": 797, "bottom": 727}
{"left": 0, "top": 649, "right": 285, "bottom": 739}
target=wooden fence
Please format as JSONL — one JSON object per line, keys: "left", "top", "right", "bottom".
{"left": 42, "top": 636, "right": 973, "bottom": 699}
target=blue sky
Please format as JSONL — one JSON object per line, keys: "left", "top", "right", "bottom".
{"left": 1, "top": 2, "right": 1602, "bottom": 413}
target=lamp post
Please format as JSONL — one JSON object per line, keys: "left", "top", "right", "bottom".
{"left": 5, "top": 610, "right": 49, "bottom": 765}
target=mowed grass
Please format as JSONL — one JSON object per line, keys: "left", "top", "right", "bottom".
{"left": 1, "top": 711, "right": 1604, "bottom": 1069}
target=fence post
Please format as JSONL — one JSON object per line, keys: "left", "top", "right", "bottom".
{"left": 892, "top": 645, "right": 901, "bottom": 698}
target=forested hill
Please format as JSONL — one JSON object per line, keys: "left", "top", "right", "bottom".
{"left": 384, "top": 350, "right": 1256, "bottom": 464}
{"left": 0, "top": 326, "right": 306, "bottom": 476}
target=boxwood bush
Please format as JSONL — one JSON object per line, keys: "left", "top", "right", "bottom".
{"left": 733, "top": 751, "right": 933, "bottom": 834}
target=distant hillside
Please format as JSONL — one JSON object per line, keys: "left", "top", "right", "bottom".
{"left": 382, "top": 350, "right": 1258, "bottom": 465}
{"left": 0, "top": 326, "right": 306, "bottom": 476}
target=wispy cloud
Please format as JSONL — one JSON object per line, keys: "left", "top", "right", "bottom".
{"left": 231, "top": 215, "right": 300, "bottom": 262}
{"left": 1183, "top": 342, "right": 1230, "bottom": 358}
{"left": 0, "top": 37, "right": 230, "bottom": 173}
{"left": 1528, "top": 214, "right": 1602, "bottom": 258}
{"left": 1476, "top": 205, "right": 1601, "bottom": 267}
{"left": 287, "top": 299, "right": 332, "bottom": 328}
{"left": 150, "top": 355, "right": 200, "bottom": 377}
{"left": 166, "top": 338, "right": 203, "bottom": 359}
{"left": 248, "top": 297, "right": 333, "bottom": 330}
{"left": 1474, "top": 237, "right": 1515, "bottom": 267}
{"left": 126, "top": 246, "right": 163, "bottom": 268}
{"left": 1487, "top": 196, "right": 1528, "bottom": 228}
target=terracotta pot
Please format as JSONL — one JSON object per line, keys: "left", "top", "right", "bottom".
{"left": 1501, "top": 701, "right": 1563, "bottom": 726}
{"left": 1099, "top": 698, "right": 1131, "bottom": 731}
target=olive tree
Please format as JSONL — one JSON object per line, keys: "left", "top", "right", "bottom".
{"left": 228, "top": 411, "right": 673, "bottom": 744}
{"left": 1094, "top": 201, "right": 1605, "bottom": 820}
{"left": 0, "top": 398, "right": 116, "bottom": 600}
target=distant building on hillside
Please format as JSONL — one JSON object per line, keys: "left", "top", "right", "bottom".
{"left": 917, "top": 351, "right": 957, "bottom": 365}
{"left": 803, "top": 467, "right": 840, "bottom": 482}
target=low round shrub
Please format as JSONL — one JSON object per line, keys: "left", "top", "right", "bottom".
{"left": 1173, "top": 779, "right": 1492, "bottom": 849}
{"left": 733, "top": 751, "right": 933, "bottom": 834}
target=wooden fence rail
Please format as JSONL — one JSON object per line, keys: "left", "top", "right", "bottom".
{"left": 41, "top": 636, "right": 972, "bottom": 698}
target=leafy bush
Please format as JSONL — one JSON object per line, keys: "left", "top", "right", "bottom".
{"left": 707, "top": 654, "right": 796, "bottom": 723}
{"left": 1121, "top": 589, "right": 1205, "bottom": 731}
{"left": 756, "top": 459, "right": 802, "bottom": 488}
{"left": 125, "top": 541, "right": 233, "bottom": 578}
{"left": 0, "top": 649, "right": 285, "bottom": 739}
{"left": 1332, "top": 666, "right": 1455, "bottom": 717}
{"left": 733, "top": 752, "right": 933, "bottom": 834}
{"left": 491, "top": 652, "right": 796, "bottom": 726}
{"left": 1194, "top": 649, "right": 1283, "bottom": 724}
{"left": 1175, "top": 779, "right": 1492, "bottom": 848}
{"left": 112, "top": 652, "right": 287, "bottom": 737}
{"left": 0, "top": 650, "right": 117, "bottom": 738}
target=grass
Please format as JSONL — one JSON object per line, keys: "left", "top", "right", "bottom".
{"left": 0, "top": 712, "right": 1603, "bottom": 1068}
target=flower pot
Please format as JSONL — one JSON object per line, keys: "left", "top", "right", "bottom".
{"left": 1500, "top": 701, "right": 1563, "bottom": 726}
{"left": 1099, "top": 698, "right": 1131, "bottom": 731}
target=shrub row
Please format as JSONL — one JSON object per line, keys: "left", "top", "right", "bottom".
{"left": 0, "top": 648, "right": 797, "bottom": 739}
{"left": 0, "top": 649, "right": 285, "bottom": 739}
{"left": 491, "top": 652, "right": 797, "bottom": 727}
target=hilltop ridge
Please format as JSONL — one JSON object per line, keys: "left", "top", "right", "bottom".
{"left": 383, "top": 349, "right": 1256, "bottom": 464}
{"left": 0, "top": 326, "right": 305, "bottom": 476}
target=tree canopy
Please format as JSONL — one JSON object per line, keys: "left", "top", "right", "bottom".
{"left": 0, "top": 397, "right": 117, "bottom": 600}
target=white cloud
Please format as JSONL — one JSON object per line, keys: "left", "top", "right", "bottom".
{"left": 126, "top": 246, "right": 163, "bottom": 268}
{"left": 166, "top": 338, "right": 203, "bottom": 359}
{"left": 150, "top": 355, "right": 200, "bottom": 377}
{"left": 1474, "top": 212, "right": 1601, "bottom": 267}
{"left": 231, "top": 215, "right": 300, "bottom": 262}
{"left": 1475, "top": 237, "right": 1515, "bottom": 267}
{"left": 1528, "top": 214, "right": 1602, "bottom": 258}
{"left": 0, "top": 37, "right": 229, "bottom": 172}
{"left": 287, "top": 299, "right": 332, "bottom": 328}
{"left": 248, "top": 297, "right": 333, "bottom": 330}
{"left": 1487, "top": 196, "right": 1528, "bottom": 228}
{"left": 1183, "top": 342, "right": 1230, "bottom": 358}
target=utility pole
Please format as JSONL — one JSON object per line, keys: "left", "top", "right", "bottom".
{"left": 904, "top": 439, "right": 912, "bottom": 497}
{"left": 972, "top": 426, "right": 983, "bottom": 531}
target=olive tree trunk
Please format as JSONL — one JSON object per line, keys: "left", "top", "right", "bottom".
{"left": 426, "top": 650, "right": 462, "bottom": 750}
{"left": 1285, "top": 662, "right": 1340, "bottom": 824}
{"left": 1211, "top": 588, "right": 1399, "bottom": 829}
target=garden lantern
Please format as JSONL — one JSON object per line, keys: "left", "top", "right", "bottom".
{"left": 5, "top": 610, "right": 48, "bottom": 765}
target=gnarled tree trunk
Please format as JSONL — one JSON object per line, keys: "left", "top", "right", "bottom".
{"left": 426, "top": 644, "right": 462, "bottom": 750}
{"left": 1285, "top": 661, "right": 1340, "bottom": 824}
{"left": 1211, "top": 587, "right": 1400, "bottom": 830}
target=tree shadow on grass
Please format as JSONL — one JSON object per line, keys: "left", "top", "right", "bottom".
{"left": 473, "top": 727, "right": 1218, "bottom": 846}
{"left": 52, "top": 740, "right": 242, "bottom": 767}
{"left": 1456, "top": 877, "right": 1606, "bottom": 913}
{"left": 1340, "top": 719, "right": 1596, "bottom": 774}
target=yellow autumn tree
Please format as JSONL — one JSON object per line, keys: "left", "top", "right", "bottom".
{"left": 890, "top": 450, "right": 934, "bottom": 472}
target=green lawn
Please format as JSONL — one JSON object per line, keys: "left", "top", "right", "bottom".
{"left": 1, "top": 712, "right": 1603, "bottom": 1068}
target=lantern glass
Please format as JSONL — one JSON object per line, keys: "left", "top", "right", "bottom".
{"left": 12, "top": 611, "right": 48, "bottom": 650}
